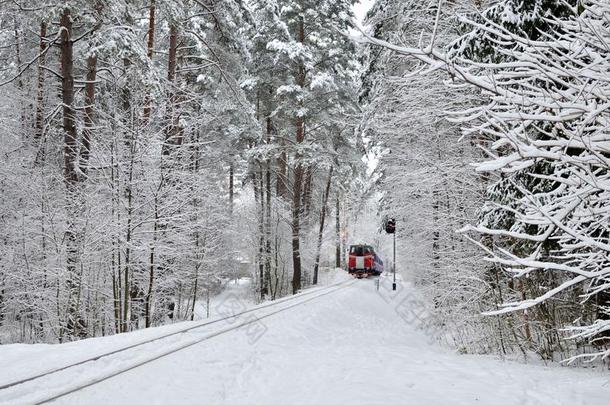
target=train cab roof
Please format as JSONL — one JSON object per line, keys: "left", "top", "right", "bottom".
{"left": 349, "top": 244, "right": 376, "bottom": 255}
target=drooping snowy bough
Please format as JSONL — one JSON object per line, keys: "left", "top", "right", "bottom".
{"left": 361, "top": 0, "right": 610, "bottom": 362}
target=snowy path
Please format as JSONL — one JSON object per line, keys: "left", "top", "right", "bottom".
{"left": 3, "top": 275, "right": 609, "bottom": 404}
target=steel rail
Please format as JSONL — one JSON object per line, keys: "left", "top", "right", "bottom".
{"left": 0, "top": 278, "right": 353, "bottom": 392}
{"left": 30, "top": 280, "right": 354, "bottom": 405}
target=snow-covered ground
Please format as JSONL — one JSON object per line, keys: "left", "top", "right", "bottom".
{"left": 1, "top": 272, "right": 609, "bottom": 404}
{"left": 192, "top": 277, "right": 256, "bottom": 320}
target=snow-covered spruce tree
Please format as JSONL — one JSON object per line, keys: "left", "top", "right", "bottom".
{"left": 245, "top": 0, "right": 361, "bottom": 295}
{"left": 242, "top": 0, "right": 291, "bottom": 300}
{"left": 363, "top": 0, "right": 610, "bottom": 362}
{"left": 273, "top": 0, "right": 360, "bottom": 294}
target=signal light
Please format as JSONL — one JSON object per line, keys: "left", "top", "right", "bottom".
{"left": 385, "top": 218, "right": 396, "bottom": 234}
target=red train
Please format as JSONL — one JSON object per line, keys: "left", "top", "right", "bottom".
{"left": 347, "top": 244, "right": 384, "bottom": 278}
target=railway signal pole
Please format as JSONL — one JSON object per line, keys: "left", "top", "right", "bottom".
{"left": 393, "top": 231, "right": 396, "bottom": 291}
{"left": 384, "top": 218, "right": 397, "bottom": 291}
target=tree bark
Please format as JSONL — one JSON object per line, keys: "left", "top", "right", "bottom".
{"left": 60, "top": 8, "right": 84, "bottom": 339}
{"left": 122, "top": 145, "right": 135, "bottom": 332}
{"left": 13, "top": 21, "right": 25, "bottom": 130}
{"left": 81, "top": 54, "right": 97, "bottom": 173}
{"left": 302, "top": 166, "right": 313, "bottom": 218}
{"left": 14, "top": 24, "right": 23, "bottom": 93}
{"left": 34, "top": 22, "right": 47, "bottom": 147}
{"left": 110, "top": 142, "right": 121, "bottom": 334}
{"left": 61, "top": 10, "right": 78, "bottom": 187}
{"left": 313, "top": 167, "right": 333, "bottom": 285}
{"left": 291, "top": 161, "right": 304, "bottom": 294}
{"left": 145, "top": 193, "right": 158, "bottom": 328}
{"left": 335, "top": 197, "right": 341, "bottom": 269}
{"left": 291, "top": 17, "right": 306, "bottom": 295}
{"left": 253, "top": 170, "right": 266, "bottom": 300}
{"left": 142, "top": 0, "right": 156, "bottom": 124}
{"left": 265, "top": 117, "right": 273, "bottom": 297}
{"left": 518, "top": 279, "right": 532, "bottom": 344}
{"left": 190, "top": 274, "right": 198, "bottom": 321}
{"left": 259, "top": 170, "right": 267, "bottom": 299}
{"left": 432, "top": 190, "right": 440, "bottom": 270}
{"left": 112, "top": 270, "right": 120, "bottom": 334}
{"left": 277, "top": 140, "right": 288, "bottom": 198}
{"left": 190, "top": 233, "right": 200, "bottom": 321}
{"left": 80, "top": 1, "right": 103, "bottom": 173}
{"left": 229, "top": 163, "right": 234, "bottom": 216}
{"left": 163, "top": 24, "right": 179, "bottom": 155}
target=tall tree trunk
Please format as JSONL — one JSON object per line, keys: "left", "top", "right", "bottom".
{"left": 190, "top": 130, "right": 202, "bottom": 320}
{"left": 335, "top": 197, "right": 341, "bottom": 269}
{"left": 60, "top": 8, "right": 84, "bottom": 339}
{"left": 253, "top": 170, "right": 265, "bottom": 299}
{"left": 80, "top": 54, "right": 97, "bottom": 173}
{"left": 519, "top": 279, "right": 532, "bottom": 344}
{"left": 291, "top": 17, "right": 306, "bottom": 295}
{"left": 145, "top": 192, "right": 159, "bottom": 328}
{"left": 142, "top": 0, "right": 156, "bottom": 124}
{"left": 277, "top": 140, "right": 288, "bottom": 198}
{"left": 13, "top": 20, "right": 25, "bottom": 131}
{"left": 14, "top": 23, "right": 23, "bottom": 93}
{"left": 313, "top": 167, "right": 333, "bottom": 285}
{"left": 119, "top": 30, "right": 136, "bottom": 332}
{"left": 432, "top": 191, "right": 440, "bottom": 270}
{"left": 122, "top": 144, "right": 135, "bottom": 332}
{"left": 229, "top": 163, "right": 234, "bottom": 216}
{"left": 265, "top": 118, "right": 273, "bottom": 297}
{"left": 259, "top": 170, "right": 267, "bottom": 299}
{"left": 163, "top": 24, "right": 179, "bottom": 155}
{"left": 190, "top": 273, "right": 199, "bottom": 321}
{"left": 302, "top": 166, "right": 314, "bottom": 218}
{"left": 80, "top": 0, "right": 103, "bottom": 174}
{"left": 291, "top": 161, "right": 304, "bottom": 294}
{"left": 112, "top": 270, "right": 120, "bottom": 333}
{"left": 110, "top": 141, "right": 121, "bottom": 334}
{"left": 34, "top": 21, "right": 47, "bottom": 151}
{"left": 190, "top": 233, "right": 201, "bottom": 321}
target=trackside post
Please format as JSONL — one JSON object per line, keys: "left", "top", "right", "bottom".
{"left": 384, "top": 217, "right": 397, "bottom": 291}
{"left": 393, "top": 231, "right": 396, "bottom": 291}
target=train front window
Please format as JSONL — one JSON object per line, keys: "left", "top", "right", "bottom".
{"left": 350, "top": 246, "right": 364, "bottom": 255}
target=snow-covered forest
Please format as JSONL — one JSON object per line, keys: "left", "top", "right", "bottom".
{"left": 1, "top": 0, "right": 609, "bottom": 373}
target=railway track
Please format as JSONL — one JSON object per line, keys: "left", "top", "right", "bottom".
{"left": 1, "top": 279, "right": 355, "bottom": 405}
